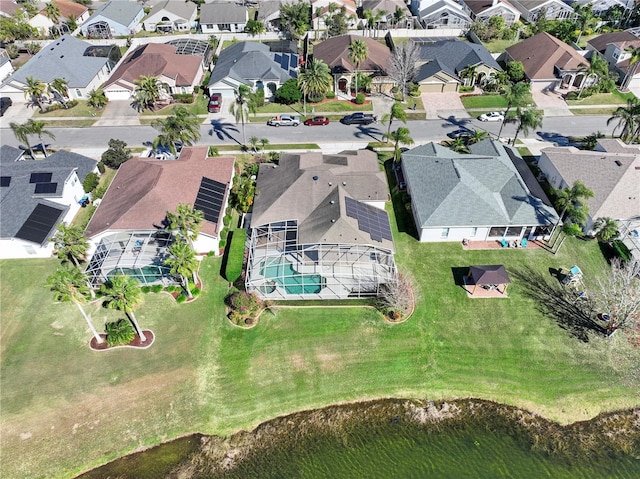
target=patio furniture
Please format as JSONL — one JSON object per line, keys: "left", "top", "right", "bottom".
{"left": 501, "top": 238, "right": 508, "bottom": 248}
{"left": 520, "top": 238, "right": 528, "bottom": 248}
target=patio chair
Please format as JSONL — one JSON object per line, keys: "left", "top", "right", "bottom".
{"left": 520, "top": 238, "right": 528, "bottom": 248}
{"left": 501, "top": 238, "right": 508, "bottom": 248}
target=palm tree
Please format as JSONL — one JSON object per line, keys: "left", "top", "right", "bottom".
{"left": 49, "top": 77, "right": 69, "bottom": 107}
{"left": 44, "top": 1, "right": 61, "bottom": 37}
{"left": 9, "top": 121, "right": 35, "bottom": 158}
{"left": 297, "top": 59, "right": 333, "bottom": 102}
{"left": 100, "top": 275, "right": 146, "bottom": 342}
{"left": 151, "top": 106, "right": 201, "bottom": 155}
{"left": 580, "top": 131, "right": 604, "bottom": 150}
{"left": 229, "top": 84, "right": 255, "bottom": 146}
{"left": 259, "top": 137, "right": 269, "bottom": 155}
{"left": 50, "top": 223, "right": 89, "bottom": 268}
{"left": 497, "top": 81, "right": 530, "bottom": 138}
{"left": 383, "top": 127, "right": 414, "bottom": 162}
{"left": 446, "top": 137, "right": 469, "bottom": 153}
{"left": 249, "top": 136, "right": 260, "bottom": 152}
{"left": 166, "top": 203, "right": 204, "bottom": 248}
{"left": 574, "top": 3, "right": 597, "bottom": 44}
{"left": 164, "top": 239, "right": 199, "bottom": 298}
{"left": 550, "top": 181, "right": 594, "bottom": 246}
{"left": 459, "top": 65, "right": 478, "bottom": 87}
{"left": 607, "top": 98, "right": 640, "bottom": 142}
{"left": 47, "top": 265, "right": 103, "bottom": 344}
{"left": 245, "top": 19, "right": 266, "bottom": 38}
{"left": 348, "top": 38, "right": 368, "bottom": 96}
{"left": 622, "top": 46, "right": 640, "bottom": 91}
{"left": 88, "top": 89, "right": 108, "bottom": 110}
{"left": 24, "top": 76, "right": 47, "bottom": 112}
{"left": 467, "top": 129, "right": 489, "bottom": 145}
{"left": 506, "top": 107, "right": 543, "bottom": 145}
{"left": 392, "top": 6, "right": 406, "bottom": 28}
{"left": 26, "top": 119, "right": 55, "bottom": 157}
{"left": 593, "top": 217, "right": 619, "bottom": 242}
{"left": 133, "top": 75, "right": 163, "bottom": 111}
{"left": 382, "top": 101, "right": 408, "bottom": 142}
{"left": 104, "top": 319, "right": 135, "bottom": 346}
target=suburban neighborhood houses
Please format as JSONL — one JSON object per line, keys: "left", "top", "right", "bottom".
{"left": 1, "top": 0, "right": 640, "bottom": 477}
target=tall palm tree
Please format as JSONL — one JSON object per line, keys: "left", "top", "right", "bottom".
{"left": 446, "top": 137, "right": 469, "bottom": 153}
{"left": 348, "top": 38, "right": 368, "bottom": 96}
{"left": 166, "top": 203, "right": 204, "bottom": 248}
{"left": 249, "top": 136, "right": 260, "bottom": 152}
{"left": 100, "top": 275, "right": 146, "bottom": 342}
{"left": 24, "top": 76, "right": 47, "bottom": 112}
{"left": 592, "top": 217, "right": 619, "bottom": 242}
{"left": 49, "top": 77, "right": 69, "bottom": 107}
{"left": 9, "top": 121, "right": 35, "bottom": 158}
{"left": 383, "top": 127, "right": 414, "bottom": 162}
{"left": 229, "top": 84, "right": 255, "bottom": 145}
{"left": 497, "top": 81, "right": 530, "bottom": 138}
{"left": 506, "top": 107, "right": 543, "bottom": 145}
{"left": 382, "top": 101, "right": 408, "bottom": 142}
{"left": 607, "top": 98, "right": 640, "bottom": 142}
{"left": 297, "top": 59, "right": 333, "bottom": 102}
{"left": 44, "top": 1, "right": 61, "bottom": 37}
{"left": 259, "top": 137, "right": 269, "bottom": 155}
{"left": 133, "top": 75, "right": 163, "bottom": 111}
{"left": 622, "top": 46, "right": 640, "bottom": 90}
{"left": 459, "top": 65, "right": 478, "bottom": 87}
{"left": 50, "top": 223, "right": 89, "bottom": 268}
{"left": 47, "top": 265, "right": 103, "bottom": 344}
{"left": 151, "top": 106, "right": 201, "bottom": 155}
{"left": 164, "top": 239, "right": 199, "bottom": 298}
{"left": 550, "top": 180, "right": 594, "bottom": 243}
{"left": 88, "top": 88, "right": 108, "bottom": 110}
{"left": 392, "top": 6, "right": 406, "bottom": 28}
{"left": 26, "top": 119, "right": 55, "bottom": 157}
{"left": 574, "top": 3, "right": 597, "bottom": 44}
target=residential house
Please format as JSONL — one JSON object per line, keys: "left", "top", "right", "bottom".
{"left": 401, "top": 140, "right": 559, "bottom": 243}
{"left": 537, "top": 139, "right": 640, "bottom": 239}
{"left": 572, "top": 0, "right": 629, "bottom": 15}
{"left": 586, "top": 31, "right": 640, "bottom": 91}
{"left": 361, "top": 0, "right": 414, "bottom": 29}
{"left": 312, "top": 34, "right": 393, "bottom": 95}
{"left": 0, "top": 35, "right": 121, "bottom": 102}
{"left": 102, "top": 43, "right": 204, "bottom": 100}
{"left": 246, "top": 149, "right": 397, "bottom": 300}
{"left": 311, "top": 0, "right": 359, "bottom": 30}
{"left": 411, "top": 0, "right": 473, "bottom": 31}
{"left": 199, "top": 2, "right": 248, "bottom": 34}
{"left": 505, "top": 31, "right": 591, "bottom": 90}
{"left": 84, "top": 147, "right": 235, "bottom": 286}
{"left": 207, "top": 41, "right": 298, "bottom": 103}
{"left": 142, "top": 0, "right": 197, "bottom": 33}
{"left": 0, "top": 145, "right": 98, "bottom": 259}
{"left": 81, "top": 1, "right": 144, "bottom": 38}
{"left": 0, "top": 0, "right": 20, "bottom": 18}
{"left": 509, "top": 0, "right": 575, "bottom": 22}
{"left": 411, "top": 38, "right": 502, "bottom": 92}
{"left": 462, "top": 0, "right": 521, "bottom": 26}
{"left": 28, "top": 0, "right": 90, "bottom": 36}
{"left": 0, "top": 48, "right": 14, "bottom": 82}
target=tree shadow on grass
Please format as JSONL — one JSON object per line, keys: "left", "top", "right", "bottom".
{"left": 383, "top": 159, "right": 418, "bottom": 239}
{"left": 510, "top": 268, "right": 605, "bottom": 342}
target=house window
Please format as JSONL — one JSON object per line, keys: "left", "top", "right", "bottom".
{"left": 75, "top": 89, "right": 82, "bottom": 97}
{"left": 489, "top": 226, "right": 506, "bottom": 237}
{"left": 470, "top": 227, "right": 477, "bottom": 237}
{"left": 506, "top": 226, "right": 523, "bottom": 236}
{"left": 441, "top": 228, "right": 449, "bottom": 238}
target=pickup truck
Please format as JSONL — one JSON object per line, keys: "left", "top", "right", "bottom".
{"left": 267, "top": 114, "right": 300, "bottom": 127}
{"left": 340, "top": 112, "right": 377, "bottom": 125}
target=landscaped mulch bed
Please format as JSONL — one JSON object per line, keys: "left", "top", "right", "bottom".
{"left": 89, "top": 330, "right": 155, "bottom": 351}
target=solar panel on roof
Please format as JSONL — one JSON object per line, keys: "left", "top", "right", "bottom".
{"left": 344, "top": 197, "right": 393, "bottom": 243}
{"left": 34, "top": 182, "right": 58, "bottom": 194}
{"left": 15, "top": 203, "right": 64, "bottom": 245}
{"left": 30, "top": 172, "right": 52, "bottom": 183}
{"left": 194, "top": 177, "right": 226, "bottom": 223}
{"left": 0, "top": 176, "right": 10, "bottom": 187}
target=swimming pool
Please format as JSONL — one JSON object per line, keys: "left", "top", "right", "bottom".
{"left": 261, "top": 260, "right": 324, "bottom": 295}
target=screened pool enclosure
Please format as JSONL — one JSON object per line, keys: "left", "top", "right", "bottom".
{"left": 86, "top": 231, "right": 178, "bottom": 287}
{"left": 246, "top": 220, "right": 397, "bottom": 300}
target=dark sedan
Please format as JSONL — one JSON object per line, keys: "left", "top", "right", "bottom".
{"left": 447, "top": 129, "right": 472, "bottom": 139}
{"left": 304, "top": 116, "right": 330, "bottom": 126}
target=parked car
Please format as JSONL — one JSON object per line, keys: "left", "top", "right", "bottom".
{"left": 478, "top": 111, "right": 504, "bottom": 122}
{"left": 208, "top": 93, "right": 222, "bottom": 113}
{"left": 340, "top": 112, "right": 377, "bottom": 125}
{"left": 267, "top": 114, "right": 300, "bottom": 127}
{"left": 0, "top": 97, "right": 12, "bottom": 116}
{"left": 447, "top": 129, "right": 471, "bottom": 139}
{"left": 304, "top": 116, "right": 330, "bottom": 126}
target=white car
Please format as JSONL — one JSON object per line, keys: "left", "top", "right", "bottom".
{"left": 478, "top": 111, "right": 504, "bottom": 122}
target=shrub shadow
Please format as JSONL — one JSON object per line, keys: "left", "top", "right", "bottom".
{"left": 510, "top": 268, "right": 605, "bottom": 342}
{"left": 383, "top": 159, "right": 418, "bottom": 239}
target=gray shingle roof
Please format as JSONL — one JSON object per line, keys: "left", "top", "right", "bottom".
{"left": 200, "top": 2, "right": 247, "bottom": 23}
{"left": 208, "top": 41, "right": 295, "bottom": 87}
{"left": 402, "top": 140, "right": 559, "bottom": 229}
{"left": 412, "top": 38, "right": 501, "bottom": 82}
{"left": 0, "top": 145, "right": 24, "bottom": 164}
{"left": 88, "top": 1, "right": 144, "bottom": 26}
{"left": 2, "top": 35, "right": 112, "bottom": 88}
{"left": 147, "top": 0, "right": 196, "bottom": 19}
{"left": 0, "top": 150, "right": 97, "bottom": 245}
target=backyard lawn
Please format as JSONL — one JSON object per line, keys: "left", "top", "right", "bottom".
{"left": 2, "top": 195, "right": 639, "bottom": 477}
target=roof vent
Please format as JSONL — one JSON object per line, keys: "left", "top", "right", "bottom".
{"left": 330, "top": 200, "right": 335, "bottom": 204}
{"left": 331, "top": 219, "right": 336, "bottom": 223}
{"left": 313, "top": 175, "right": 318, "bottom": 181}
{"left": 614, "top": 160, "right": 622, "bottom": 166}
{"left": 342, "top": 181, "right": 346, "bottom": 186}
{"left": 328, "top": 182, "right": 332, "bottom": 186}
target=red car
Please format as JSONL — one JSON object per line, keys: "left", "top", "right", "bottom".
{"left": 304, "top": 116, "right": 330, "bottom": 126}
{"left": 208, "top": 93, "right": 222, "bottom": 113}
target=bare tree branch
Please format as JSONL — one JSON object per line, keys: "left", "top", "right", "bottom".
{"left": 590, "top": 259, "right": 640, "bottom": 334}
{"left": 388, "top": 41, "right": 419, "bottom": 102}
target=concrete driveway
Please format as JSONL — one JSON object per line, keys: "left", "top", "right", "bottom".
{"left": 94, "top": 100, "right": 140, "bottom": 126}
{"left": 0, "top": 101, "right": 35, "bottom": 128}
{"left": 420, "top": 92, "right": 470, "bottom": 120}
{"left": 531, "top": 86, "right": 572, "bottom": 116}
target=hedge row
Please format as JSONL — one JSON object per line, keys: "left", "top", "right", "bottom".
{"left": 224, "top": 229, "right": 246, "bottom": 283}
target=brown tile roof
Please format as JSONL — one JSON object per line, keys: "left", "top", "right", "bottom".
{"left": 312, "top": 34, "right": 391, "bottom": 73}
{"left": 506, "top": 32, "right": 588, "bottom": 80}
{"left": 587, "top": 31, "right": 640, "bottom": 54}
{"left": 0, "top": 0, "right": 19, "bottom": 16}
{"left": 50, "top": 0, "right": 88, "bottom": 19}
{"left": 86, "top": 147, "right": 235, "bottom": 238}
{"left": 103, "top": 43, "right": 202, "bottom": 89}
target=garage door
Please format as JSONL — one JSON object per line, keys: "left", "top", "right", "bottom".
{"left": 105, "top": 89, "right": 132, "bottom": 101}
{"left": 420, "top": 83, "right": 445, "bottom": 93}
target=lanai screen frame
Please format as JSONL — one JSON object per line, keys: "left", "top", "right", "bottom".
{"left": 246, "top": 219, "right": 397, "bottom": 300}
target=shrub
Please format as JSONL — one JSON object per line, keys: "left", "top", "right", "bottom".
{"left": 207, "top": 250, "right": 217, "bottom": 256}
{"left": 354, "top": 93, "right": 365, "bottom": 104}
{"left": 176, "top": 294, "right": 187, "bottom": 303}
{"left": 224, "top": 229, "right": 247, "bottom": 282}
{"left": 96, "top": 161, "right": 106, "bottom": 174}
{"left": 308, "top": 93, "right": 324, "bottom": 103}
{"left": 275, "top": 78, "right": 302, "bottom": 104}
{"left": 191, "top": 287, "right": 201, "bottom": 296}
{"left": 226, "top": 290, "right": 261, "bottom": 317}
{"left": 172, "top": 93, "right": 194, "bottom": 104}
{"left": 93, "top": 184, "right": 107, "bottom": 200}
{"left": 253, "top": 88, "right": 265, "bottom": 107}
{"left": 141, "top": 286, "right": 151, "bottom": 293}
{"left": 218, "top": 239, "right": 226, "bottom": 250}
{"left": 167, "top": 285, "right": 181, "bottom": 293}
{"left": 151, "top": 284, "right": 164, "bottom": 293}
{"left": 325, "top": 91, "right": 335, "bottom": 99}
{"left": 612, "top": 240, "right": 632, "bottom": 262}
{"left": 82, "top": 172, "right": 99, "bottom": 193}
{"left": 105, "top": 319, "right": 135, "bottom": 346}
{"left": 101, "top": 139, "right": 132, "bottom": 169}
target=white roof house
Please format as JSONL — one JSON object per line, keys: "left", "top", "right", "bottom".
{"left": 142, "top": 0, "right": 197, "bottom": 32}
{"left": 80, "top": 1, "right": 145, "bottom": 38}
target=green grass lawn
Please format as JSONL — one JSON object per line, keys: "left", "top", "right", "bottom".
{"left": 33, "top": 100, "right": 104, "bottom": 119}
{"left": 71, "top": 167, "right": 117, "bottom": 229}
{"left": 141, "top": 95, "right": 209, "bottom": 116}
{"left": 254, "top": 100, "right": 374, "bottom": 115}
{"left": 565, "top": 90, "right": 636, "bottom": 106}
{"left": 461, "top": 95, "right": 509, "bottom": 110}
{"left": 481, "top": 39, "right": 520, "bottom": 54}
{"left": 2, "top": 174, "right": 640, "bottom": 477}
